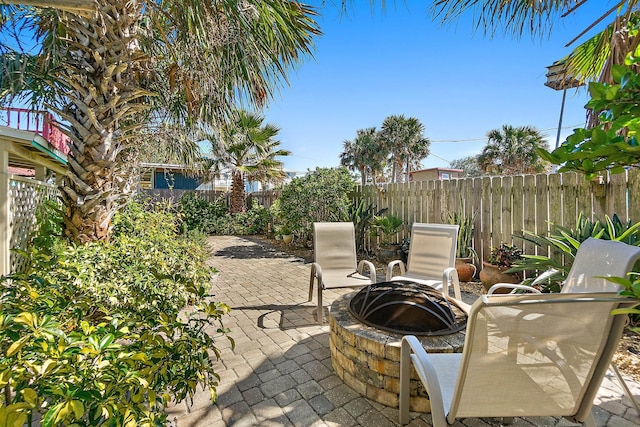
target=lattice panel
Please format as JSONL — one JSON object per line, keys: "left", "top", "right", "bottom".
{"left": 9, "top": 177, "right": 61, "bottom": 273}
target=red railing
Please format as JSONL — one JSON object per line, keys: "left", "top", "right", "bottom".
{"left": 1, "top": 107, "right": 70, "bottom": 155}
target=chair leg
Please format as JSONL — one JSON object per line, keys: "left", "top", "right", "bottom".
{"left": 308, "top": 274, "right": 314, "bottom": 302}
{"left": 317, "top": 287, "right": 323, "bottom": 325}
{"left": 611, "top": 362, "right": 640, "bottom": 415}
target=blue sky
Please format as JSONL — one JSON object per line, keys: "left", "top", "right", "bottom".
{"left": 264, "top": 1, "right": 606, "bottom": 173}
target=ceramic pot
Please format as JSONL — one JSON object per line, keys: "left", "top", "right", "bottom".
{"left": 455, "top": 257, "right": 477, "bottom": 282}
{"left": 282, "top": 234, "right": 293, "bottom": 244}
{"left": 376, "top": 244, "right": 402, "bottom": 264}
{"left": 479, "top": 261, "right": 521, "bottom": 293}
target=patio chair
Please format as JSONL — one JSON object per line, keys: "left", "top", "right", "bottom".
{"left": 386, "top": 223, "right": 461, "bottom": 300}
{"left": 399, "top": 292, "right": 638, "bottom": 426}
{"left": 486, "top": 237, "right": 640, "bottom": 414}
{"left": 309, "top": 222, "right": 377, "bottom": 324}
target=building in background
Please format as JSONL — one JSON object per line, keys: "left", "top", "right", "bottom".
{"left": 409, "top": 167, "right": 463, "bottom": 181}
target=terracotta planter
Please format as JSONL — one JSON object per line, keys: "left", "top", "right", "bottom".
{"left": 376, "top": 244, "right": 402, "bottom": 264}
{"left": 479, "top": 261, "right": 521, "bottom": 293}
{"left": 455, "top": 257, "right": 477, "bottom": 282}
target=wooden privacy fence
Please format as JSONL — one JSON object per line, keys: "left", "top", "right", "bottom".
{"left": 353, "top": 170, "right": 640, "bottom": 263}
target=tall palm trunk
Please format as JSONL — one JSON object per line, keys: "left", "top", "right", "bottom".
{"left": 230, "top": 170, "right": 246, "bottom": 213}
{"left": 54, "top": 1, "right": 146, "bottom": 243}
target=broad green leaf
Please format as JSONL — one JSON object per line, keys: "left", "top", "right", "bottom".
{"left": 7, "top": 336, "right": 29, "bottom": 357}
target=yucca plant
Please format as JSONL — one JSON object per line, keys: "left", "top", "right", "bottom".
{"left": 349, "top": 200, "right": 386, "bottom": 254}
{"left": 443, "top": 209, "right": 478, "bottom": 259}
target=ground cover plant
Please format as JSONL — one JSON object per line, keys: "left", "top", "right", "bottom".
{"left": 0, "top": 201, "right": 231, "bottom": 426}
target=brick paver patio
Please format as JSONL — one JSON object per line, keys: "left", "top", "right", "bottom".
{"left": 168, "top": 235, "right": 640, "bottom": 427}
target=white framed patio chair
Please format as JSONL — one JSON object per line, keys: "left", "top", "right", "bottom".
{"left": 486, "top": 237, "right": 640, "bottom": 415}
{"left": 399, "top": 292, "right": 638, "bottom": 426}
{"left": 309, "top": 222, "right": 377, "bottom": 324}
{"left": 387, "top": 223, "right": 461, "bottom": 300}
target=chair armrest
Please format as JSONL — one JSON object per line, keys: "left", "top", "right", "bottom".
{"left": 487, "top": 283, "right": 541, "bottom": 295}
{"left": 399, "top": 336, "right": 447, "bottom": 425}
{"left": 358, "top": 260, "right": 377, "bottom": 283}
{"left": 442, "top": 267, "right": 461, "bottom": 300}
{"left": 387, "top": 260, "right": 406, "bottom": 281}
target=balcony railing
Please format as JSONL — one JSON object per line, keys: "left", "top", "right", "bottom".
{"left": 1, "top": 107, "right": 70, "bottom": 155}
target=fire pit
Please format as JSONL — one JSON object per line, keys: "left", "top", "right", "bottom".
{"left": 349, "top": 281, "right": 467, "bottom": 335}
{"left": 329, "top": 281, "right": 468, "bottom": 412}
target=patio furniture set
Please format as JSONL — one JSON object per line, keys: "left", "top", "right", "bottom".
{"left": 307, "top": 221, "right": 640, "bottom": 426}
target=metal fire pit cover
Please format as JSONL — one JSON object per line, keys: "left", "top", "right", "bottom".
{"left": 348, "top": 281, "right": 467, "bottom": 336}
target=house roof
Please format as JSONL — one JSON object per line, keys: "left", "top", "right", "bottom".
{"left": 0, "top": 126, "right": 68, "bottom": 174}
{"left": 410, "top": 167, "right": 464, "bottom": 174}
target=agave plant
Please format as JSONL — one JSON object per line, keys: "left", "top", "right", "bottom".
{"left": 510, "top": 212, "right": 640, "bottom": 292}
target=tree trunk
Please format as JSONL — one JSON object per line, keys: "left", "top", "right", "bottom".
{"left": 54, "top": 1, "right": 146, "bottom": 243}
{"left": 230, "top": 170, "right": 246, "bottom": 213}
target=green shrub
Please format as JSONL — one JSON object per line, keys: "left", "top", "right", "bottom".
{"left": 0, "top": 201, "right": 231, "bottom": 426}
{"left": 179, "top": 193, "right": 269, "bottom": 235}
{"left": 179, "top": 192, "right": 229, "bottom": 233}
{"left": 277, "top": 167, "right": 355, "bottom": 241}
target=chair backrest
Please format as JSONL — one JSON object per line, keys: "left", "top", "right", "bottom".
{"left": 406, "top": 223, "right": 458, "bottom": 279}
{"left": 562, "top": 237, "right": 640, "bottom": 293}
{"left": 313, "top": 222, "right": 358, "bottom": 271}
{"left": 448, "top": 292, "right": 634, "bottom": 423}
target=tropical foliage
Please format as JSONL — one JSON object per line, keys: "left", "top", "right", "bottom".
{"left": 179, "top": 192, "right": 271, "bottom": 236}
{"left": 449, "top": 155, "right": 484, "bottom": 177}
{"left": 430, "top": 0, "right": 640, "bottom": 85}
{"left": 540, "top": 61, "right": 640, "bottom": 179}
{"left": 340, "top": 127, "right": 386, "bottom": 186}
{"left": 378, "top": 115, "right": 431, "bottom": 183}
{"left": 0, "top": 1, "right": 319, "bottom": 243}
{"left": 510, "top": 213, "right": 640, "bottom": 292}
{"left": 349, "top": 200, "right": 386, "bottom": 254}
{"left": 208, "top": 110, "right": 290, "bottom": 213}
{"left": 0, "top": 200, "right": 230, "bottom": 426}
{"left": 277, "top": 167, "right": 355, "bottom": 243}
{"left": 478, "top": 125, "right": 550, "bottom": 175}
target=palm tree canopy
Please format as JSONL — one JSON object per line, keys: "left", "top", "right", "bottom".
{"left": 478, "top": 124, "right": 550, "bottom": 175}
{"left": 340, "top": 127, "right": 387, "bottom": 186}
{"left": 378, "top": 114, "right": 430, "bottom": 182}
{"left": 209, "top": 110, "right": 290, "bottom": 213}
{"left": 0, "top": 0, "right": 318, "bottom": 242}
{"left": 430, "top": 1, "right": 640, "bottom": 84}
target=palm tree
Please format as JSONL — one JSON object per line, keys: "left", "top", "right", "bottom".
{"left": 210, "top": 110, "right": 290, "bottom": 214}
{"left": 0, "top": 1, "right": 319, "bottom": 243}
{"left": 478, "top": 125, "right": 550, "bottom": 175}
{"left": 430, "top": 1, "right": 640, "bottom": 84}
{"left": 378, "top": 115, "right": 430, "bottom": 183}
{"left": 340, "top": 127, "right": 387, "bottom": 186}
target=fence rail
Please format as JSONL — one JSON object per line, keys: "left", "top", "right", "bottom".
{"left": 354, "top": 170, "right": 639, "bottom": 263}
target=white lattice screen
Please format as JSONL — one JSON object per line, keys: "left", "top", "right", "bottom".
{"left": 9, "top": 176, "right": 60, "bottom": 273}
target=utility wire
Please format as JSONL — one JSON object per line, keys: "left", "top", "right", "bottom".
{"left": 430, "top": 123, "right": 584, "bottom": 143}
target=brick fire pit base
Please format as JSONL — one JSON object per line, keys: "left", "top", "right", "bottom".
{"left": 328, "top": 291, "right": 466, "bottom": 412}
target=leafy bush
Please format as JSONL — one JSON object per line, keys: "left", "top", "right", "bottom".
{"left": 277, "top": 167, "right": 355, "bottom": 242}
{"left": 180, "top": 193, "right": 270, "bottom": 235}
{"left": 510, "top": 212, "right": 640, "bottom": 291}
{"left": 0, "top": 201, "right": 231, "bottom": 426}
{"left": 540, "top": 61, "right": 640, "bottom": 179}
{"left": 179, "top": 192, "right": 229, "bottom": 233}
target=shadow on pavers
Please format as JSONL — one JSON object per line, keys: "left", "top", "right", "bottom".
{"left": 238, "top": 303, "right": 329, "bottom": 330}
